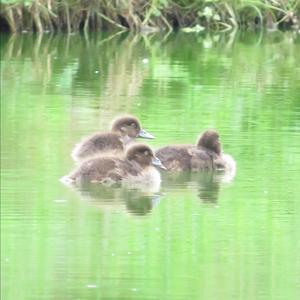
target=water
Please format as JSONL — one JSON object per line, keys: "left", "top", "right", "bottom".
{"left": 1, "top": 31, "right": 300, "bottom": 300}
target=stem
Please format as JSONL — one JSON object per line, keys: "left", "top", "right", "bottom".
{"left": 65, "top": 2, "right": 71, "bottom": 33}
{"left": 161, "top": 14, "right": 173, "bottom": 32}
{"left": 5, "top": 6, "right": 17, "bottom": 33}
{"left": 97, "top": 12, "right": 128, "bottom": 30}
{"left": 84, "top": 10, "right": 90, "bottom": 34}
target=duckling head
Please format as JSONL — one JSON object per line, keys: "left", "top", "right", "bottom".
{"left": 197, "top": 129, "right": 221, "bottom": 155}
{"left": 111, "top": 116, "right": 154, "bottom": 139}
{"left": 126, "top": 144, "right": 165, "bottom": 169}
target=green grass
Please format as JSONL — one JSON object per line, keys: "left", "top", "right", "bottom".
{"left": 0, "top": 0, "right": 299, "bottom": 32}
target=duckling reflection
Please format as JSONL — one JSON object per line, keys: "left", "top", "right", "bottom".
{"left": 66, "top": 182, "right": 163, "bottom": 216}
{"left": 196, "top": 172, "right": 221, "bottom": 204}
{"left": 125, "top": 190, "right": 162, "bottom": 216}
{"left": 160, "top": 168, "right": 235, "bottom": 204}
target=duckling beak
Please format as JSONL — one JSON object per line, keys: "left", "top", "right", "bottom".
{"left": 138, "top": 129, "right": 155, "bottom": 139}
{"left": 151, "top": 156, "right": 167, "bottom": 170}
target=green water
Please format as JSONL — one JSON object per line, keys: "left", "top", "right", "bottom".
{"left": 1, "top": 31, "right": 300, "bottom": 300}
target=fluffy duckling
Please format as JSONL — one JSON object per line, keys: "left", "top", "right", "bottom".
{"left": 198, "top": 130, "right": 236, "bottom": 172}
{"left": 156, "top": 130, "right": 235, "bottom": 171}
{"left": 65, "top": 144, "right": 165, "bottom": 186}
{"left": 72, "top": 116, "right": 154, "bottom": 162}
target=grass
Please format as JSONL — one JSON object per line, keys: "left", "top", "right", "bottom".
{"left": 0, "top": 0, "right": 299, "bottom": 33}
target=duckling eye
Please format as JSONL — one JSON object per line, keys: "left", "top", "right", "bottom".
{"left": 144, "top": 151, "right": 149, "bottom": 155}
{"left": 131, "top": 123, "right": 137, "bottom": 128}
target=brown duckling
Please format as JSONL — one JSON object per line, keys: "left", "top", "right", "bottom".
{"left": 65, "top": 144, "right": 165, "bottom": 186}
{"left": 155, "top": 130, "right": 235, "bottom": 171}
{"left": 198, "top": 130, "right": 236, "bottom": 172}
{"left": 72, "top": 115, "right": 154, "bottom": 162}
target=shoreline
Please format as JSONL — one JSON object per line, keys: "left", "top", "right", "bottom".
{"left": 0, "top": 1, "right": 299, "bottom": 33}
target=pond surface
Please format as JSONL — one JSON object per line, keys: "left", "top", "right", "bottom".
{"left": 1, "top": 31, "right": 300, "bottom": 300}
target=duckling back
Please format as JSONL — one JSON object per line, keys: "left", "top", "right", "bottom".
{"left": 155, "top": 146, "right": 193, "bottom": 171}
{"left": 190, "top": 148, "right": 215, "bottom": 171}
{"left": 68, "top": 156, "right": 128, "bottom": 185}
{"left": 66, "top": 157, "right": 160, "bottom": 187}
{"left": 72, "top": 132, "right": 124, "bottom": 162}
{"left": 156, "top": 145, "right": 215, "bottom": 171}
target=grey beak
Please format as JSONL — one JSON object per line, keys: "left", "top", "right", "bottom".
{"left": 151, "top": 156, "right": 167, "bottom": 170}
{"left": 137, "top": 129, "right": 155, "bottom": 139}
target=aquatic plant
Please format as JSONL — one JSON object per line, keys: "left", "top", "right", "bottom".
{"left": 0, "top": 1, "right": 299, "bottom": 32}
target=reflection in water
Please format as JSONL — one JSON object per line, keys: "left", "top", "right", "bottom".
{"left": 160, "top": 168, "right": 236, "bottom": 204}
{"left": 196, "top": 170, "right": 236, "bottom": 203}
{"left": 125, "top": 190, "right": 162, "bottom": 216}
{"left": 1, "top": 30, "right": 299, "bottom": 108}
{"left": 62, "top": 166, "right": 235, "bottom": 213}
{"left": 196, "top": 172, "right": 221, "bottom": 204}
{"left": 63, "top": 181, "right": 163, "bottom": 216}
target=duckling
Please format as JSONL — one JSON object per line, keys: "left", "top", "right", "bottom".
{"left": 197, "top": 130, "right": 236, "bottom": 172}
{"left": 65, "top": 144, "right": 165, "bottom": 186}
{"left": 156, "top": 130, "right": 235, "bottom": 171}
{"left": 72, "top": 116, "right": 154, "bottom": 162}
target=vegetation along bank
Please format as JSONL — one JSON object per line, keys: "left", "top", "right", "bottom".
{"left": 0, "top": 0, "right": 299, "bottom": 33}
